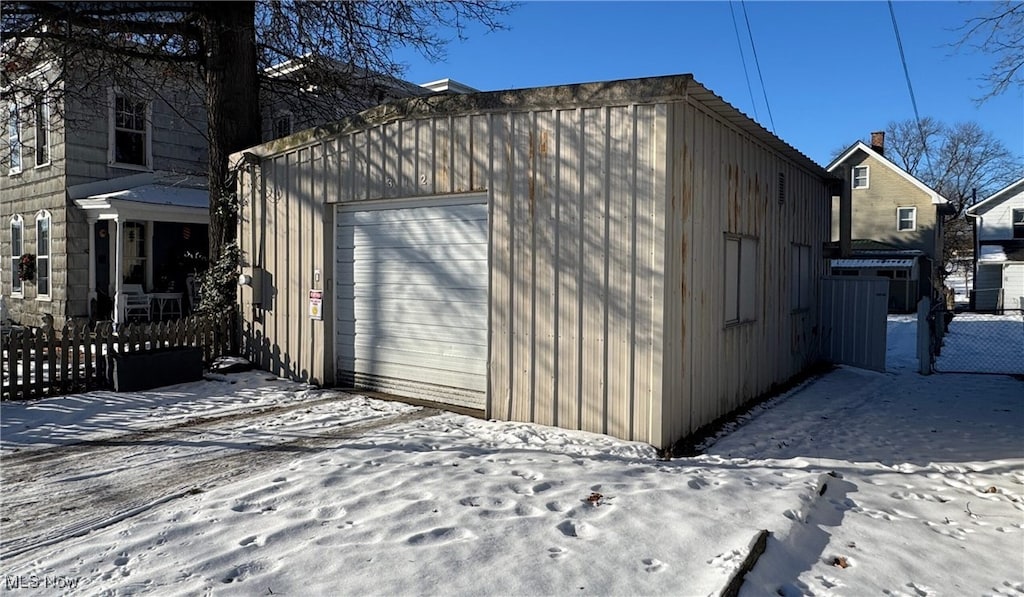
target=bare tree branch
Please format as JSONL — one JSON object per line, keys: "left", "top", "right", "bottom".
{"left": 952, "top": 1, "right": 1024, "bottom": 102}
{"left": 2, "top": 0, "right": 516, "bottom": 313}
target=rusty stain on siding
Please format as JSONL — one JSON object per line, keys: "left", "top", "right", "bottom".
{"left": 527, "top": 129, "right": 536, "bottom": 219}
{"left": 680, "top": 143, "right": 693, "bottom": 219}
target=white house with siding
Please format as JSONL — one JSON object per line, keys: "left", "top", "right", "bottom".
{"left": 232, "top": 74, "right": 835, "bottom": 449}
{"left": 966, "top": 178, "right": 1024, "bottom": 311}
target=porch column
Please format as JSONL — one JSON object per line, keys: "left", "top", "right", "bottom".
{"left": 88, "top": 218, "right": 96, "bottom": 318}
{"left": 113, "top": 218, "right": 125, "bottom": 327}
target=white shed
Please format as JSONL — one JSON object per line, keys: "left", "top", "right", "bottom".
{"left": 967, "top": 178, "right": 1024, "bottom": 311}
{"left": 233, "top": 74, "right": 834, "bottom": 448}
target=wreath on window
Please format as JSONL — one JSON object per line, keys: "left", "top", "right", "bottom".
{"left": 18, "top": 253, "right": 36, "bottom": 282}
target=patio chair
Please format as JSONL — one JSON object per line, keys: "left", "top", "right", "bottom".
{"left": 122, "top": 284, "right": 152, "bottom": 321}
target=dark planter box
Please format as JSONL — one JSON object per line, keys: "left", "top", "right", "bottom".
{"left": 112, "top": 347, "right": 204, "bottom": 392}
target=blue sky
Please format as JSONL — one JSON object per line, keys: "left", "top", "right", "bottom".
{"left": 396, "top": 1, "right": 1023, "bottom": 169}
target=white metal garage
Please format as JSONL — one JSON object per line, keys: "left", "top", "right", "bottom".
{"left": 335, "top": 195, "right": 488, "bottom": 409}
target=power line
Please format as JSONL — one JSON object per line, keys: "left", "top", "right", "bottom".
{"left": 740, "top": 0, "right": 775, "bottom": 133}
{"left": 887, "top": 0, "right": 933, "bottom": 172}
{"left": 729, "top": 1, "right": 759, "bottom": 123}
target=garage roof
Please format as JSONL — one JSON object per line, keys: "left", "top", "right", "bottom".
{"left": 236, "top": 74, "right": 831, "bottom": 179}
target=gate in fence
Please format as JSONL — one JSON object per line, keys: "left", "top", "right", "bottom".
{"left": 1, "top": 311, "right": 236, "bottom": 401}
{"left": 933, "top": 309, "right": 1024, "bottom": 375}
{"left": 819, "top": 276, "right": 890, "bottom": 372}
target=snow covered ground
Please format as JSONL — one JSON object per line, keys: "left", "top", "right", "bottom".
{"left": 1, "top": 317, "right": 1021, "bottom": 596}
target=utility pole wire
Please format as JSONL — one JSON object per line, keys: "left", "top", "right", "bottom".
{"left": 729, "top": 1, "right": 759, "bottom": 122}
{"left": 888, "top": 0, "right": 933, "bottom": 173}
{"left": 740, "top": 0, "right": 775, "bottom": 133}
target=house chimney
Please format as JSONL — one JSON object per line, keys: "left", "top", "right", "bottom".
{"left": 870, "top": 131, "right": 885, "bottom": 155}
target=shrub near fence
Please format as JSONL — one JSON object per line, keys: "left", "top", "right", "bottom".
{"left": 1, "top": 310, "right": 237, "bottom": 401}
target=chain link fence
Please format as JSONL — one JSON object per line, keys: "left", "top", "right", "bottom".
{"left": 932, "top": 308, "right": 1024, "bottom": 375}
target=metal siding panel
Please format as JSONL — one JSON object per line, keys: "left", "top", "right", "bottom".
{"left": 490, "top": 114, "right": 513, "bottom": 419}
{"left": 382, "top": 121, "right": 400, "bottom": 199}
{"left": 555, "top": 108, "right": 582, "bottom": 431}
{"left": 510, "top": 112, "right": 533, "bottom": 423}
{"left": 632, "top": 104, "right": 658, "bottom": 443}
{"left": 471, "top": 115, "right": 489, "bottom": 193}
{"left": 607, "top": 105, "right": 633, "bottom": 439}
{"left": 399, "top": 120, "right": 417, "bottom": 196}
{"left": 436, "top": 116, "right": 452, "bottom": 194}
{"left": 452, "top": 116, "right": 471, "bottom": 194}
{"left": 534, "top": 110, "right": 557, "bottom": 427}
{"left": 273, "top": 155, "right": 288, "bottom": 376}
{"left": 294, "top": 148, "right": 306, "bottom": 379}
{"left": 313, "top": 143, "right": 328, "bottom": 384}
{"left": 580, "top": 107, "right": 607, "bottom": 435}
{"left": 353, "top": 132, "right": 369, "bottom": 202}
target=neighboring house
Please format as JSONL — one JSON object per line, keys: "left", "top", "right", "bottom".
{"left": 261, "top": 58, "right": 432, "bottom": 142}
{"left": 230, "top": 74, "right": 835, "bottom": 449}
{"left": 966, "top": 177, "right": 1024, "bottom": 311}
{"left": 2, "top": 52, "right": 430, "bottom": 327}
{"left": 826, "top": 132, "right": 952, "bottom": 312}
{"left": 2, "top": 58, "right": 212, "bottom": 328}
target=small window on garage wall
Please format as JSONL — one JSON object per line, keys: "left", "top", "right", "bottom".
{"left": 725, "top": 234, "right": 758, "bottom": 325}
{"left": 791, "top": 243, "right": 812, "bottom": 311}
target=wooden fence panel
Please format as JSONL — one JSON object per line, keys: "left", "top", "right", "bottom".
{"left": 2, "top": 310, "right": 238, "bottom": 401}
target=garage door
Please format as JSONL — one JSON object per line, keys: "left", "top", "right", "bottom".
{"left": 336, "top": 196, "right": 488, "bottom": 409}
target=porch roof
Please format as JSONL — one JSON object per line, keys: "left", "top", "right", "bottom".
{"left": 830, "top": 258, "right": 916, "bottom": 269}
{"left": 73, "top": 184, "right": 209, "bottom": 224}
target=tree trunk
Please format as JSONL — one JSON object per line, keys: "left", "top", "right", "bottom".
{"left": 198, "top": 1, "right": 260, "bottom": 308}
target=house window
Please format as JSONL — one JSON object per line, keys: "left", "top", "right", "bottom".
{"left": 110, "top": 92, "right": 151, "bottom": 168}
{"left": 725, "top": 235, "right": 758, "bottom": 325}
{"left": 35, "top": 96, "right": 50, "bottom": 167}
{"left": 273, "top": 112, "right": 293, "bottom": 139}
{"left": 1013, "top": 208, "right": 1024, "bottom": 239}
{"left": 36, "top": 210, "right": 51, "bottom": 297}
{"left": 852, "top": 166, "right": 869, "bottom": 189}
{"left": 897, "top": 206, "right": 917, "bottom": 231}
{"left": 124, "top": 221, "right": 147, "bottom": 285}
{"left": 10, "top": 215, "right": 23, "bottom": 295}
{"left": 8, "top": 102, "right": 21, "bottom": 174}
{"left": 791, "top": 243, "right": 812, "bottom": 311}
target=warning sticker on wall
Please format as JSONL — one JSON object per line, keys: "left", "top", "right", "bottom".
{"left": 309, "top": 289, "right": 323, "bottom": 320}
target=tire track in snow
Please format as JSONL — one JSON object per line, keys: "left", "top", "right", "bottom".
{"left": 1, "top": 398, "right": 438, "bottom": 563}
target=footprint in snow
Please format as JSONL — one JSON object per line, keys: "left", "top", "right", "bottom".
{"left": 512, "top": 469, "right": 542, "bottom": 481}
{"left": 407, "top": 527, "right": 474, "bottom": 546}
{"left": 905, "top": 581, "right": 936, "bottom": 596}
{"left": 642, "top": 558, "right": 666, "bottom": 572}
{"left": 548, "top": 546, "right": 568, "bottom": 560}
{"left": 816, "top": 574, "right": 842, "bottom": 589}
{"left": 707, "top": 549, "right": 741, "bottom": 567}
{"left": 557, "top": 519, "right": 597, "bottom": 539}
{"left": 459, "top": 496, "right": 510, "bottom": 509}
{"left": 687, "top": 477, "right": 710, "bottom": 490}
{"left": 479, "top": 503, "right": 544, "bottom": 520}
{"left": 546, "top": 501, "right": 568, "bottom": 513}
